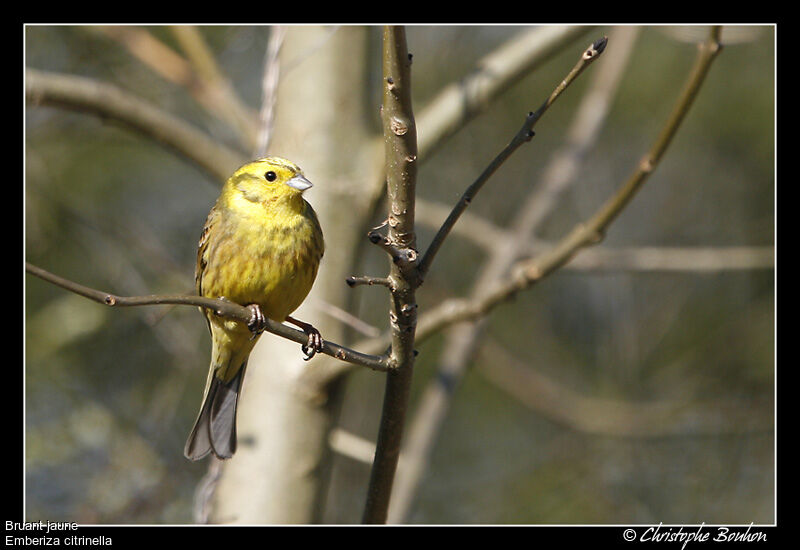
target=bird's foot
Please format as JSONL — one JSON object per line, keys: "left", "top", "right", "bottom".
{"left": 286, "top": 316, "right": 324, "bottom": 360}
{"left": 246, "top": 304, "right": 267, "bottom": 340}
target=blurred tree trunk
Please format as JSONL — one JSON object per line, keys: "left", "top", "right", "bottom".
{"left": 209, "top": 26, "right": 376, "bottom": 524}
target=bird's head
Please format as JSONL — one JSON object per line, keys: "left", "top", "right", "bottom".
{"left": 225, "top": 157, "right": 313, "bottom": 206}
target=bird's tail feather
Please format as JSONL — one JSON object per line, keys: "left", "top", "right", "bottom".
{"left": 184, "top": 363, "right": 246, "bottom": 461}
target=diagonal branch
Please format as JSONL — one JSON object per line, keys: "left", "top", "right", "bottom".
{"left": 415, "top": 197, "right": 774, "bottom": 272}
{"left": 25, "top": 262, "right": 390, "bottom": 372}
{"left": 25, "top": 68, "right": 247, "bottom": 184}
{"left": 417, "top": 36, "right": 608, "bottom": 278}
{"left": 169, "top": 25, "right": 260, "bottom": 148}
{"left": 88, "top": 25, "right": 258, "bottom": 150}
{"left": 415, "top": 25, "right": 596, "bottom": 160}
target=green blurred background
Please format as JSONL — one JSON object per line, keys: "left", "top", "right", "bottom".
{"left": 24, "top": 25, "right": 774, "bottom": 524}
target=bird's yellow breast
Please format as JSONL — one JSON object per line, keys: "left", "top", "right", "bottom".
{"left": 200, "top": 192, "right": 324, "bottom": 323}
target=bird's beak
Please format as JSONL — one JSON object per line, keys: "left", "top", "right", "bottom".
{"left": 287, "top": 174, "right": 313, "bottom": 192}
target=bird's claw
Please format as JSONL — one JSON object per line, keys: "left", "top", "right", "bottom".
{"left": 300, "top": 327, "right": 324, "bottom": 361}
{"left": 247, "top": 304, "right": 267, "bottom": 340}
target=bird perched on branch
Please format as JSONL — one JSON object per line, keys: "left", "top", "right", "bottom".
{"left": 185, "top": 157, "right": 325, "bottom": 461}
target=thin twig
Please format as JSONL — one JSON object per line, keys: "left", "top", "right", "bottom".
{"left": 510, "top": 26, "right": 639, "bottom": 238}
{"left": 25, "top": 262, "right": 391, "bottom": 372}
{"left": 366, "top": 230, "right": 416, "bottom": 267}
{"left": 345, "top": 275, "right": 393, "bottom": 289}
{"left": 417, "top": 37, "right": 608, "bottom": 278}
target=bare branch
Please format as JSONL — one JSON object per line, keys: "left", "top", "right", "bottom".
{"left": 169, "top": 25, "right": 260, "bottom": 148}
{"left": 319, "top": 36, "right": 610, "bottom": 391}
{"left": 564, "top": 245, "right": 774, "bottom": 272}
{"left": 587, "top": 27, "right": 723, "bottom": 232}
{"left": 512, "top": 27, "right": 639, "bottom": 236}
{"left": 388, "top": 28, "right": 635, "bottom": 523}
{"left": 88, "top": 25, "right": 258, "bottom": 149}
{"left": 417, "top": 37, "right": 608, "bottom": 278}
{"left": 387, "top": 28, "right": 727, "bottom": 523}
{"left": 315, "top": 28, "right": 729, "bottom": 391}
{"left": 25, "top": 68, "right": 246, "bottom": 184}
{"left": 415, "top": 198, "right": 773, "bottom": 272}
{"left": 361, "top": 26, "right": 419, "bottom": 525}
{"left": 366, "top": 229, "right": 417, "bottom": 267}
{"left": 359, "top": 26, "right": 596, "bottom": 257}
{"left": 415, "top": 25, "right": 596, "bottom": 159}
{"left": 25, "top": 262, "right": 391, "bottom": 372}
{"left": 314, "top": 300, "right": 381, "bottom": 338}
{"left": 345, "top": 275, "right": 393, "bottom": 289}
{"left": 414, "top": 26, "right": 724, "bottom": 345}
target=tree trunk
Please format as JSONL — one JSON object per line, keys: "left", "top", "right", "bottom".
{"left": 209, "top": 25, "right": 375, "bottom": 524}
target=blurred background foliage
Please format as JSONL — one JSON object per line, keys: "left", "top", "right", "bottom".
{"left": 24, "top": 25, "right": 774, "bottom": 524}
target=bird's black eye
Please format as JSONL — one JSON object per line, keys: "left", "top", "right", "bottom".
{"left": 265, "top": 171, "right": 277, "bottom": 182}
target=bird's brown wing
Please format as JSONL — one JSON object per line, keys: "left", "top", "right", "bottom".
{"left": 196, "top": 206, "right": 219, "bottom": 333}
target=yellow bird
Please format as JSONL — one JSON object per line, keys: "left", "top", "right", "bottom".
{"left": 185, "top": 157, "right": 325, "bottom": 461}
